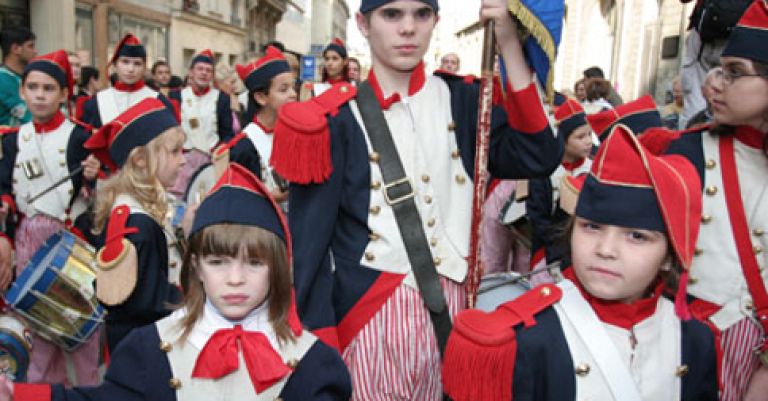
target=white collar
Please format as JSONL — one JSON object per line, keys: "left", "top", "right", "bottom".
{"left": 187, "top": 299, "right": 279, "bottom": 351}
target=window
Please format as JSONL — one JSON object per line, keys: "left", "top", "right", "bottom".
{"left": 75, "top": 6, "right": 94, "bottom": 65}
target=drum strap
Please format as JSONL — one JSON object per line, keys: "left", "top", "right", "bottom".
{"left": 355, "top": 81, "right": 452, "bottom": 356}
{"left": 557, "top": 280, "right": 644, "bottom": 401}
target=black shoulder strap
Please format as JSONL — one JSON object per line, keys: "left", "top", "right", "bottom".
{"left": 355, "top": 81, "right": 453, "bottom": 356}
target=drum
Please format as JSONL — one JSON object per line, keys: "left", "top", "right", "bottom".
{"left": 475, "top": 272, "right": 531, "bottom": 312}
{"left": 5, "top": 231, "right": 105, "bottom": 351}
{"left": 0, "top": 314, "right": 31, "bottom": 381}
{"left": 184, "top": 163, "right": 217, "bottom": 206}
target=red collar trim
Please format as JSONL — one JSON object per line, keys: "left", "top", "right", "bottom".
{"left": 252, "top": 115, "right": 273, "bottom": 134}
{"left": 563, "top": 268, "right": 664, "bottom": 330}
{"left": 33, "top": 111, "right": 66, "bottom": 133}
{"left": 734, "top": 126, "right": 766, "bottom": 149}
{"left": 367, "top": 62, "right": 427, "bottom": 110}
{"left": 562, "top": 157, "right": 586, "bottom": 172}
{"left": 192, "top": 85, "right": 211, "bottom": 97}
{"left": 113, "top": 80, "right": 146, "bottom": 92}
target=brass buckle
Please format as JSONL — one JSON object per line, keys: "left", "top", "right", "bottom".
{"left": 383, "top": 177, "right": 415, "bottom": 206}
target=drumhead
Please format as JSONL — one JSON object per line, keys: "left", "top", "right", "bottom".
{"left": 476, "top": 272, "right": 531, "bottom": 312}
{"left": 184, "top": 163, "right": 217, "bottom": 206}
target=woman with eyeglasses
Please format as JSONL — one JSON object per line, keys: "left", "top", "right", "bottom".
{"left": 643, "top": 2, "right": 768, "bottom": 400}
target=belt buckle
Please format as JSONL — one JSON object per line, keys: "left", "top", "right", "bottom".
{"left": 383, "top": 177, "right": 414, "bottom": 206}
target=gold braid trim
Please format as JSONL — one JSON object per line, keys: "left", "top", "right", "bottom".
{"left": 507, "top": 0, "right": 558, "bottom": 103}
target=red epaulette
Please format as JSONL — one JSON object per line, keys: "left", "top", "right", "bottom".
{"left": 271, "top": 82, "right": 357, "bottom": 185}
{"left": 443, "top": 284, "right": 562, "bottom": 401}
{"left": 638, "top": 123, "right": 710, "bottom": 155}
{"left": 95, "top": 205, "right": 140, "bottom": 306}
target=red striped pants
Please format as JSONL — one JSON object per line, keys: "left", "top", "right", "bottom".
{"left": 342, "top": 279, "right": 465, "bottom": 401}
{"left": 721, "top": 317, "right": 762, "bottom": 401}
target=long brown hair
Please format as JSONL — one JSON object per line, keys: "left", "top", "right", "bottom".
{"left": 178, "top": 223, "right": 295, "bottom": 344}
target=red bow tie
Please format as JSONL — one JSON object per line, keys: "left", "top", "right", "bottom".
{"left": 192, "top": 325, "right": 291, "bottom": 393}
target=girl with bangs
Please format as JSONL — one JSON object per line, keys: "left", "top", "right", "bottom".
{"left": 0, "top": 163, "right": 352, "bottom": 401}
{"left": 85, "top": 97, "right": 186, "bottom": 352}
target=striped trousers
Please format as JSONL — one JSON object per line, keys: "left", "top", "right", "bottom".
{"left": 342, "top": 279, "right": 465, "bottom": 401}
{"left": 721, "top": 317, "right": 762, "bottom": 401}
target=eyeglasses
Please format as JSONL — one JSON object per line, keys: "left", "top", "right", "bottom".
{"left": 715, "top": 68, "right": 768, "bottom": 85}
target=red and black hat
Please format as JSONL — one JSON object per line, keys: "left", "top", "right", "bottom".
{"left": 190, "top": 49, "right": 215, "bottom": 68}
{"left": 23, "top": 49, "right": 73, "bottom": 97}
{"left": 554, "top": 97, "right": 587, "bottom": 139}
{"left": 323, "top": 38, "right": 348, "bottom": 59}
{"left": 576, "top": 124, "right": 701, "bottom": 270}
{"left": 722, "top": 0, "right": 768, "bottom": 64}
{"left": 236, "top": 46, "right": 291, "bottom": 92}
{"left": 110, "top": 33, "right": 146, "bottom": 65}
{"left": 360, "top": 0, "right": 438, "bottom": 13}
{"left": 587, "top": 95, "right": 662, "bottom": 142}
{"left": 85, "top": 98, "right": 178, "bottom": 170}
{"left": 189, "top": 163, "right": 289, "bottom": 253}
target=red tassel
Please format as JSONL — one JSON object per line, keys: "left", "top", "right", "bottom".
{"left": 442, "top": 322, "right": 517, "bottom": 401}
{"left": 638, "top": 127, "right": 680, "bottom": 155}
{"left": 675, "top": 270, "right": 691, "bottom": 321}
{"left": 271, "top": 101, "right": 333, "bottom": 185}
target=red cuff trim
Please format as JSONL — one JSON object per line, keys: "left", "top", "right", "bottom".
{"left": 503, "top": 82, "right": 548, "bottom": 134}
{"left": 313, "top": 327, "right": 340, "bottom": 352}
{"left": 1, "top": 194, "right": 16, "bottom": 216}
{"left": 14, "top": 383, "right": 52, "bottom": 401}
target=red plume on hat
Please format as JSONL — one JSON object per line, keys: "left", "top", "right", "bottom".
{"left": 25, "top": 49, "right": 74, "bottom": 98}
{"left": 110, "top": 33, "right": 145, "bottom": 65}
{"left": 331, "top": 38, "right": 345, "bottom": 48}
{"left": 190, "top": 49, "right": 215, "bottom": 67}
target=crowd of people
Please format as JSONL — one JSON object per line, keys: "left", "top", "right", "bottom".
{"left": 0, "top": 0, "right": 764, "bottom": 400}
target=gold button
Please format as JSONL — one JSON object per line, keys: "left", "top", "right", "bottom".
{"left": 430, "top": 238, "right": 438, "bottom": 247}
{"left": 368, "top": 232, "right": 380, "bottom": 241}
{"left": 705, "top": 186, "right": 718, "bottom": 196}
{"left": 755, "top": 229, "right": 765, "bottom": 237}
{"left": 68, "top": 188, "right": 73, "bottom": 195}
{"left": 365, "top": 252, "right": 375, "bottom": 262}
{"left": 116, "top": 208, "right": 124, "bottom": 215}
{"left": 421, "top": 174, "right": 430, "bottom": 183}
{"left": 433, "top": 256, "right": 442, "bottom": 266}
{"left": 701, "top": 214, "right": 712, "bottom": 224}
{"left": 427, "top": 218, "right": 436, "bottom": 227}
{"left": 340, "top": 85, "right": 348, "bottom": 93}
{"left": 451, "top": 150, "right": 460, "bottom": 159}
{"left": 170, "top": 261, "right": 178, "bottom": 268}
{"left": 688, "top": 275, "right": 699, "bottom": 285}
{"left": 371, "top": 181, "right": 381, "bottom": 190}
{"left": 425, "top": 195, "right": 433, "bottom": 204}
{"left": 369, "top": 152, "right": 380, "bottom": 163}
{"left": 755, "top": 245, "right": 764, "bottom": 255}
{"left": 58, "top": 148, "right": 65, "bottom": 154}
{"left": 287, "top": 358, "right": 299, "bottom": 369}
{"left": 676, "top": 365, "right": 689, "bottom": 377}
{"left": 169, "top": 378, "right": 182, "bottom": 389}
{"left": 59, "top": 161, "right": 66, "bottom": 167}
{"left": 448, "top": 122, "right": 456, "bottom": 131}
{"left": 159, "top": 341, "right": 172, "bottom": 352}
{"left": 455, "top": 175, "right": 466, "bottom": 185}
{"left": 275, "top": 398, "right": 283, "bottom": 401}
{"left": 745, "top": 300, "right": 754, "bottom": 310}
{"left": 540, "top": 287, "right": 551, "bottom": 297}
{"left": 694, "top": 248, "right": 703, "bottom": 256}
{"left": 706, "top": 159, "right": 716, "bottom": 169}
{"left": 575, "top": 363, "right": 590, "bottom": 376}
{"left": 370, "top": 206, "right": 381, "bottom": 215}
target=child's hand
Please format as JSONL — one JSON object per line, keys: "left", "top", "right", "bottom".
{"left": 0, "top": 237, "right": 12, "bottom": 291}
{"left": 82, "top": 155, "right": 101, "bottom": 181}
{"left": 479, "top": 0, "right": 520, "bottom": 44}
{"left": 271, "top": 188, "right": 289, "bottom": 203}
{"left": 0, "top": 374, "right": 13, "bottom": 401}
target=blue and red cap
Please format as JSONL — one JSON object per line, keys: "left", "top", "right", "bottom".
{"left": 236, "top": 46, "right": 291, "bottom": 92}
{"left": 554, "top": 97, "right": 587, "bottom": 140}
{"left": 722, "top": 0, "right": 768, "bottom": 64}
{"left": 359, "top": 0, "right": 438, "bottom": 13}
{"left": 190, "top": 163, "right": 290, "bottom": 258}
{"left": 110, "top": 33, "right": 146, "bottom": 65}
{"left": 587, "top": 95, "right": 662, "bottom": 142}
{"left": 324, "top": 38, "right": 348, "bottom": 59}
{"left": 85, "top": 97, "right": 178, "bottom": 170}
{"left": 190, "top": 49, "right": 215, "bottom": 68}
{"left": 575, "top": 124, "right": 701, "bottom": 271}
{"left": 23, "top": 49, "right": 73, "bottom": 97}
